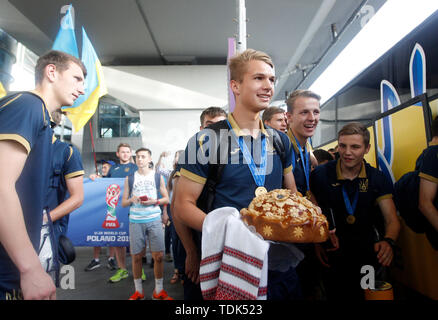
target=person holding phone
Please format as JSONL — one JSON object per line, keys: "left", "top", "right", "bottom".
{"left": 122, "top": 148, "right": 171, "bottom": 300}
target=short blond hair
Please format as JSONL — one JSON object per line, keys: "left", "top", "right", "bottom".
{"left": 286, "top": 89, "right": 321, "bottom": 113}
{"left": 229, "top": 49, "right": 274, "bottom": 82}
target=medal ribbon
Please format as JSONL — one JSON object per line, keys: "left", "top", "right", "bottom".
{"left": 294, "top": 137, "right": 310, "bottom": 192}
{"left": 226, "top": 120, "right": 267, "bottom": 188}
{"left": 342, "top": 185, "right": 359, "bottom": 217}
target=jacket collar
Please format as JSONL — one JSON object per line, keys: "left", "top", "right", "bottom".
{"left": 336, "top": 158, "right": 367, "bottom": 180}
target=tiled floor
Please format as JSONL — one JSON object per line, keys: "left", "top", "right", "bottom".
{"left": 56, "top": 246, "right": 184, "bottom": 300}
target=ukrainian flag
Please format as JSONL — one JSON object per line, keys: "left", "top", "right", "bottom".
{"left": 51, "top": 4, "right": 107, "bottom": 132}
{"left": 61, "top": 27, "right": 107, "bottom": 132}
{"left": 0, "top": 81, "right": 6, "bottom": 98}
{"left": 52, "top": 4, "right": 79, "bottom": 58}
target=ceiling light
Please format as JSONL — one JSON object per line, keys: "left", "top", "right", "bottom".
{"left": 309, "top": 0, "right": 438, "bottom": 104}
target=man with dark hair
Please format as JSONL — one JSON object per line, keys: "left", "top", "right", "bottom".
{"left": 199, "top": 106, "right": 227, "bottom": 129}
{"left": 328, "top": 147, "right": 340, "bottom": 160}
{"left": 122, "top": 148, "right": 172, "bottom": 300}
{"left": 0, "top": 50, "right": 85, "bottom": 300}
{"left": 87, "top": 143, "right": 138, "bottom": 279}
{"left": 313, "top": 149, "right": 335, "bottom": 166}
{"left": 262, "top": 106, "right": 287, "bottom": 132}
{"left": 171, "top": 107, "right": 226, "bottom": 300}
{"left": 101, "top": 160, "right": 115, "bottom": 177}
{"left": 106, "top": 143, "right": 137, "bottom": 283}
{"left": 310, "top": 122, "right": 400, "bottom": 300}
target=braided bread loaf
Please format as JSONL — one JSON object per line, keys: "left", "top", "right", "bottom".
{"left": 240, "top": 189, "right": 329, "bottom": 243}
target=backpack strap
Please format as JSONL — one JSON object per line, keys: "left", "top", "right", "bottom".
{"left": 49, "top": 141, "right": 74, "bottom": 204}
{"left": 128, "top": 173, "right": 135, "bottom": 198}
{"left": 196, "top": 120, "right": 229, "bottom": 213}
{"left": 58, "top": 143, "right": 75, "bottom": 203}
{"left": 267, "top": 126, "right": 286, "bottom": 165}
{"left": 129, "top": 171, "right": 164, "bottom": 199}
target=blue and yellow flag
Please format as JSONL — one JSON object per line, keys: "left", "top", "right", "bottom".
{"left": 62, "top": 27, "right": 107, "bottom": 132}
{"left": 0, "top": 81, "right": 6, "bottom": 98}
{"left": 52, "top": 4, "right": 107, "bottom": 132}
{"left": 52, "top": 4, "right": 79, "bottom": 58}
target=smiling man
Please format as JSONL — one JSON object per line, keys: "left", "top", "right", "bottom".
{"left": 285, "top": 90, "right": 322, "bottom": 300}
{"left": 286, "top": 90, "right": 321, "bottom": 198}
{"left": 0, "top": 50, "right": 85, "bottom": 300}
{"left": 174, "top": 49, "right": 299, "bottom": 300}
{"left": 310, "top": 122, "right": 400, "bottom": 300}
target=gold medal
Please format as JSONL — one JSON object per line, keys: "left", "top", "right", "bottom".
{"left": 255, "top": 186, "right": 268, "bottom": 197}
{"left": 346, "top": 215, "right": 356, "bottom": 224}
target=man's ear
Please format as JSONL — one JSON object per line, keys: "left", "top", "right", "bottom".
{"left": 45, "top": 64, "right": 57, "bottom": 82}
{"left": 230, "top": 79, "right": 240, "bottom": 96}
{"left": 286, "top": 111, "right": 293, "bottom": 123}
{"left": 365, "top": 143, "right": 371, "bottom": 155}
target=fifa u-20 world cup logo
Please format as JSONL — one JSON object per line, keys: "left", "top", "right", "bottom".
{"left": 102, "top": 184, "right": 121, "bottom": 229}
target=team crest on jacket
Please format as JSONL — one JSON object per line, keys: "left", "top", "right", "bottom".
{"left": 359, "top": 179, "right": 368, "bottom": 192}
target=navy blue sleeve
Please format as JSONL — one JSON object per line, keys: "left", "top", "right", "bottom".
{"left": 64, "top": 145, "right": 84, "bottom": 179}
{"left": 279, "top": 131, "right": 293, "bottom": 175}
{"left": 374, "top": 170, "right": 394, "bottom": 202}
{"left": 418, "top": 146, "right": 438, "bottom": 184}
{"left": 0, "top": 93, "right": 47, "bottom": 154}
{"left": 179, "top": 130, "right": 212, "bottom": 185}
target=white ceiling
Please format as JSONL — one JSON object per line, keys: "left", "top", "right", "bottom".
{"left": 0, "top": 0, "right": 378, "bottom": 103}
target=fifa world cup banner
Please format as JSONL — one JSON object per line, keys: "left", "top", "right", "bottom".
{"left": 67, "top": 178, "right": 130, "bottom": 246}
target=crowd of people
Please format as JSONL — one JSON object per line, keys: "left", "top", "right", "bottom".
{"left": 0, "top": 48, "right": 437, "bottom": 301}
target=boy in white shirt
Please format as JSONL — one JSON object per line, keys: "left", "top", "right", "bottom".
{"left": 122, "top": 148, "right": 172, "bottom": 300}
